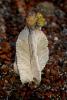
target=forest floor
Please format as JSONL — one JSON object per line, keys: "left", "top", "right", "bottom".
{"left": 0, "top": 0, "right": 67, "bottom": 100}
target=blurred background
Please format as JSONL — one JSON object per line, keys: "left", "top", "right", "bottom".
{"left": 0, "top": 0, "right": 67, "bottom": 100}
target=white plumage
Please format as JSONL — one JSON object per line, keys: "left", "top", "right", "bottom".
{"left": 14, "top": 26, "right": 49, "bottom": 85}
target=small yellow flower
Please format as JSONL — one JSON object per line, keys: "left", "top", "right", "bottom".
{"left": 36, "top": 12, "right": 46, "bottom": 27}
{"left": 26, "top": 15, "right": 37, "bottom": 27}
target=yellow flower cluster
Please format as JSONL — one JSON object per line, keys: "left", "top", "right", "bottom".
{"left": 26, "top": 12, "right": 46, "bottom": 27}
{"left": 26, "top": 14, "right": 37, "bottom": 27}
{"left": 36, "top": 12, "right": 45, "bottom": 27}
